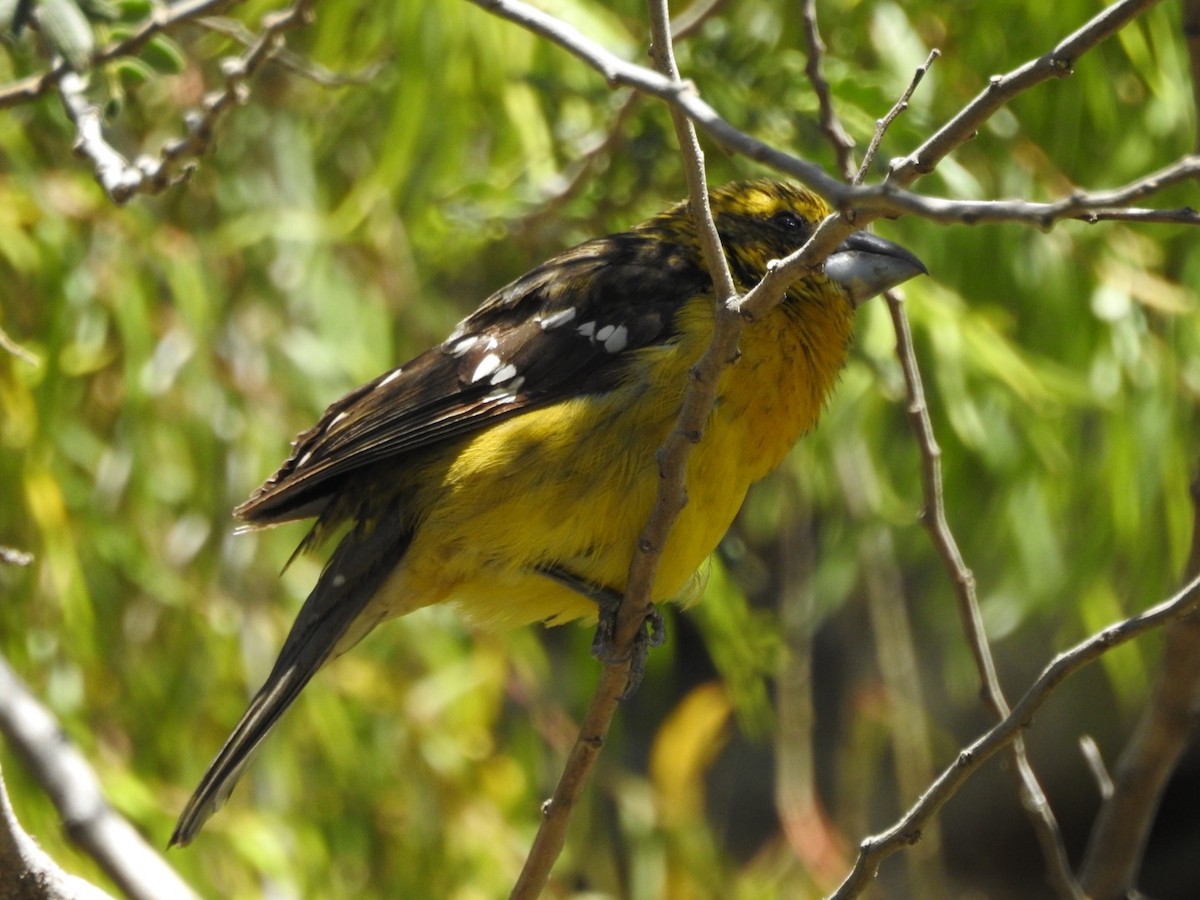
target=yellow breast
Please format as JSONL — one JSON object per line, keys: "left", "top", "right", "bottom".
{"left": 372, "top": 287, "right": 854, "bottom": 630}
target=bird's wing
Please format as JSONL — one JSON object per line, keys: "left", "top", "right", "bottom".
{"left": 236, "top": 232, "right": 709, "bottom": 524}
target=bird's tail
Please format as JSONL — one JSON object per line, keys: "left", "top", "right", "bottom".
{"left": 170, "top": 521, "right": 411, "bottom": 847}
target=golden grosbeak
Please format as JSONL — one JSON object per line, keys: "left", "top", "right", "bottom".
{"left": 171, "top": 180, "right": 925, "bottom": 845}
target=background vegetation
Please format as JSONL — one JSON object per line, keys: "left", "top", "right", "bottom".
{"left": 0, "top": 0, "right": 1197, "bottom": 897}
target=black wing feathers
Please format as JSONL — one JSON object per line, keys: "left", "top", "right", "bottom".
{"left": 236, "top": 233, "right": 709, "bottom": 526}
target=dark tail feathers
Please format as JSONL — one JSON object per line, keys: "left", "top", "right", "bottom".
{"left": 170, "top": 521, "right": 410, "bottom": 847}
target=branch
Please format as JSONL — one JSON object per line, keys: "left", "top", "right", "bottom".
{"left": 464, "top": 0, "right": 1197, "bottom": 228}
{"left": 0, "top": 765, "right": 115, "bottom": 900}
{"left": 883, "top": 289, "right": 1082, "bottom": 899}
{"left": 887, "top": 0, "right": 1165, "bottom": 187}
{"left": 857, "top": 51, "right": 940, "bottom": 185}
{"left": 509, "top": 0, "right": 743, "bottom": 893}
{"left": 1079, "top": 467, "right": 1200, "bottom": 897}
{"left": 0, "top": 657, "right": 198, "bottom": 900}
{"left": 0, "top": 0, "right": 236, "bottom": 109}
{"left": 516, "top": 0, "right": 727, "bottom": 228}
{"left": 56, "top": 0, "right": 316, "bottom": 204}
{"left": 799, "top": 0, "right": 855, "bottom": 180}
{"left": 830, "top": 569, "right": 1200, "bottom": 900}
{"left": 465, "top": 0, "right": 849, "bottom": 201}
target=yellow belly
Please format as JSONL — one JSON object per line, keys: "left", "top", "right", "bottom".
{"left": 366, "top": 293, "right": 852, "bottom": 631}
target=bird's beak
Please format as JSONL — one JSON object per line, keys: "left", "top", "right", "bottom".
{"left": 824, "top": 231, "right": 927, "bottom": 307}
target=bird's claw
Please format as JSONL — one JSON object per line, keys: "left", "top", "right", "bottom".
{"left": 592, "top": 598, "right": 665, "bottom": 698}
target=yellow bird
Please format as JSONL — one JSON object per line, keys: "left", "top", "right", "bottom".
{"left": 171, "top": 180, "right": 924, "bottom": 845}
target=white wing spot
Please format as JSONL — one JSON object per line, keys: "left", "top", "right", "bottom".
{"left": 539, "top": 307, "right": 577, "bottom": 330}
{"left": 602, "top": 324, "right": 628, "bottom": 353}
{"left": 377, "top": 367, "right": 403, "bottom": 387}
{"left": 595, "top": 324, "right": 616, "bottom": 342}
{"left": 577, "top": 321, "right": 596, "bottom": 339}
{"left": 485, "top": 335, "right": 499, "bottom": 351}
{"left": 329, "top": 411, "right": 350, "bottom": 429}
{"left": 332, "top": 574, "right": 346, "bottom": 588}
{"left": 451, "top": 335, "right": 479, "bottom": 357}
{"left": 490, "top": 363, "right": 518, "bottom": 385}
{"left": 482, "top": 376, "right": 525, "bottom": 405}
{"left": 296, "top": 450, "right": 314, "bottom": 467}
{"left": 471, "top": 353, "right": 502, "bottom": 383}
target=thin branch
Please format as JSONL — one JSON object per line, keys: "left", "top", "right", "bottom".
{"left": 1078, "top": 735, "right": 1115, "bottom": 802}
{"left": 0, "top": 0, "right": 236, "bottom": 109}
{"left": 1079, "top": 468, "right": 1200, "bottom": 897}
{"left": 857, "top": 50, "right": 940, "bottom": 185}
{"left": 799, "top": 0, "right": 855, "bottom": 181}
{"left": 509, "top": 0, "right": 742, "bottom": 893}
{"left": 464, "top": 0, "right": 1197, "bottom": 229}
{"left": 872, "top": 156, "right": 1200, "bottom": 225}
{"left": 57, "top": 0, "right": 316, "bottom": 203}
{"left": 516, "top": 0, "right": 727, "bottom": 229}
{"left": 465, "top": 0, "right": 849, "bottom": 202}
{"left": 887, "top": 0, "right": 1165, "bottom": 187}
{"left": 830, "top": 569, "right": 1200, "bottom": 900}
{"left": 882, "top": 289, "right": 1082, "bottom": 899}
{"left": 0, "top": 656, "right": 199, "bottom": 900}
{"left": 806, "top": 40, "right": 946, "bottom": 897}
{"left": 58, "top": 71, "right": 168, "bottom": 202}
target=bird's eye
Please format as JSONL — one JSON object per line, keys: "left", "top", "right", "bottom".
{"left": 773, "top": 210, "right": 804, "bottom": 230}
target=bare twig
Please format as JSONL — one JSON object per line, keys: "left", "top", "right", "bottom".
{"left": 887, "top": 0, "right": 1165, "bottom": 187}
{"left": 882, "top": 289, "right": 1083, "bottom": 899}
{"left": 57, "top": 0, "right": 316, "bottom": 203}
{"left": 465, "top": 0, "right": 1196, "bottom": 228}
{"left": 508, "top": 1, "right": 743, "bottom": 894}
{"left": 857, "top": 50, "right": 940, "bottom": 185}
{"left": 0, "top": 656, "right": 199, "bottom": 900}
{"left": 1079, "top": 468, "right": 1200, "bottom": 897}
{"left": 0, "top": 0, "right": 236, "bottom": 109}
{"left": 1079, "top": 735, "right": 1115, "bottom": 802}
{"left": 798, "top": 0, "right": 855, "bottom": 180}
{"left": 830, "top": 569, "right": 1200, "bottom": 899}
{"left": 58, "top": 71, "right": 179, "bottom": 202}
{"left": 518, "top": 0, "right": 727, "bottom": 228}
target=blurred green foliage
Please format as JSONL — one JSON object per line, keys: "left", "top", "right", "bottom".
{"left": 0, "top": 0, "right": 1197, "bottom": 897}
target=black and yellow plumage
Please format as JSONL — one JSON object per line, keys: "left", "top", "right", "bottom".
{"left": 171, "top": 180, "right": 925, "bottom": 846}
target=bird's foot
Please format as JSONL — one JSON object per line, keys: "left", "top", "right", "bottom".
{"left": 536, "top": 563, "right": 666, "bottom": 697}
{"left": 591, "top": 592, "right": 665, "bottom": 698}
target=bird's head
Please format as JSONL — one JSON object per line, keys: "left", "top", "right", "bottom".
{"left": 680, "top": 179, "right": 927, "bottom": 307}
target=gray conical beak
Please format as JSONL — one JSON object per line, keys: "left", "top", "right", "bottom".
{"left": 824, "top": 231, "right": 927, "bottom": 306}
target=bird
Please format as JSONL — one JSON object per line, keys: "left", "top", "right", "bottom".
{"left": 170, "top": 179, "right": 925, "bottom": 846}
